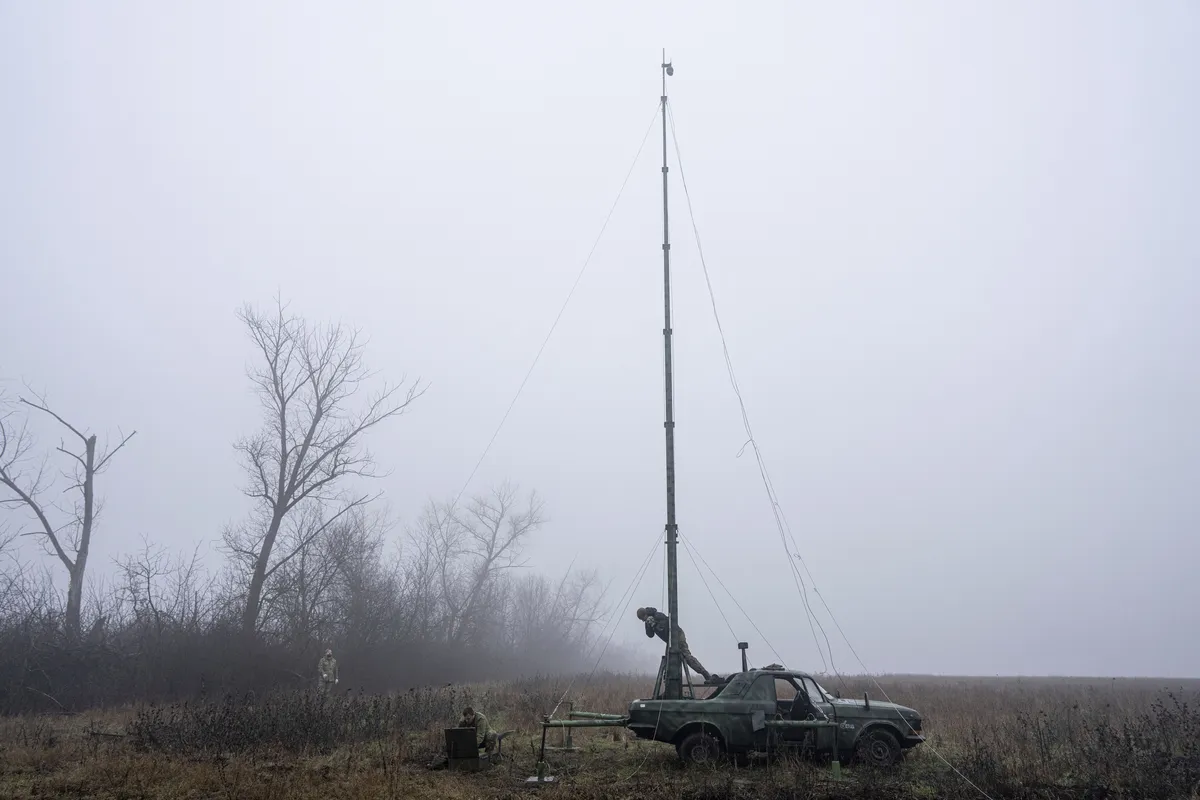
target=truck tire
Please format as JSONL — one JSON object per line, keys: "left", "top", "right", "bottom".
{"left": 677, "top": 731, "right": 723, "bottom": 765}
{"left": 855, "top": 728, "right": 901, "bottom": 767}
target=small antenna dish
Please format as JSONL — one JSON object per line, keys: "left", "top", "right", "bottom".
{"left": 664, "top": 63, "right": 674, "bottom": 76}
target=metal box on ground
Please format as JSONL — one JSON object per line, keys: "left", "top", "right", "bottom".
{"left": 444, "top": 727, "right": 484, "bottom": 772}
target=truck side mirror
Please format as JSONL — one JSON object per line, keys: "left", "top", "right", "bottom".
{"left": 834, "top": 689, "right": 841, "bottom": 699}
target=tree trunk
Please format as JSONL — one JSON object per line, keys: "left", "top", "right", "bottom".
{"left": 241, "top": 510, "right": 284, "bottom": 637}
{"left": 65, "top": 562, "right": 84, "bottom": 638}
{"left": 64, "top": 434, "right": 97, "bottom": 638}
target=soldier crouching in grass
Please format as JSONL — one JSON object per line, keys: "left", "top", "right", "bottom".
{"left": 459, "top": 706, "right": 497, "bottom": 754}
{"left": 427, "top": 705, "right": 498, "bottom": 769}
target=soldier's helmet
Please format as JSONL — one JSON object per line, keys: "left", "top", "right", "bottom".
{"left": 635, "top": 608, "right": 649, "bottom": 620}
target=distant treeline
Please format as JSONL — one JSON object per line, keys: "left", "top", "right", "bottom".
{"left": 0, "top": 300, "right": 615, "bottom": 714}
{"left": 0, "top": 485, "right": 613, "bottom": 714}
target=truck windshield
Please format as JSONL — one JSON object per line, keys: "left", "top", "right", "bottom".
{"left": 806, "top": 678, "right": 832, "bottom": 704}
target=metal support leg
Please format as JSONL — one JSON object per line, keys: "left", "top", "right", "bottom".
{"left": 564, "top": 702, "right": 574, "bottom": 748}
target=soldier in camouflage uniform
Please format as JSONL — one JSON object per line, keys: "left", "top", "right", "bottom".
{"left": 317, "top": 649, "right": 339, "bottom": 694}
{"left": 459, "top": 706, "right": 497, "bottom": 753}
{"left": 636, "top": 606, "right": 713, "bottom": 681}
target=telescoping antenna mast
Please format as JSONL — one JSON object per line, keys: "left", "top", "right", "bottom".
{"left": 659, "top": 51, "right": 683, "bottom": 702}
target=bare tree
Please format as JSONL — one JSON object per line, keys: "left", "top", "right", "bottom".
{"left": 425, "top": 482, "right": 545, "bottom": 644}
{"left": 508, "top": 567, "right": 606, "bottom": 653}
{"left": 0, "top": 393, "right": 135, "bottom": 636}
{"left": 330, "top": 513, "right": 402, "bottom": 651}
{"left": 254, "top": 504, "right": 349, "bottom": 645}
{"left": 399, "top": 510, "right": 446, "bottom": 641}
{"left": 226, "top": 300, "right": 424, "bottom": 637}
{"left": 0, "top": 525, "right": 28, "bottom": 616}
{"left": 117, "top": 535, "right": 216, "bottom": 639}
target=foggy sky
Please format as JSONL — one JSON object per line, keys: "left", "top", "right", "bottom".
{"left": 2, "top": 1, "right": 1197, "bottom": 678}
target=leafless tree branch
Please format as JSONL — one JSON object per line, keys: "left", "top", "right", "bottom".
{"left": 94, "top": 430, "right": 138, "bottom": 472}
{"left": 230, "top": 298, "right": 424, "bottom": 636}
{"left": 0, "top": 392, "right": 135, "bottom": 635}
{"left": 18, "top": 394, "right": 86, "bottom": 443}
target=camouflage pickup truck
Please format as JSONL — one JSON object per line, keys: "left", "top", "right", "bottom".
{"left": 626, "top": 667, "right": 924, "bottom": 767}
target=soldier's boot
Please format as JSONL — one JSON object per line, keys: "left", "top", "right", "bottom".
{"left": 682, "top": 649, "right": 712, "bottom": 681}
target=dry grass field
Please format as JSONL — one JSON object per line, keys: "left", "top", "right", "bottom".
{"left": 1, "top": 672, "right": 1197, "bottom": 799}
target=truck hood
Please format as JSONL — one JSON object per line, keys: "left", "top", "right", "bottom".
{"left": 830, "top": 698, "right": 919, "bottom": 719}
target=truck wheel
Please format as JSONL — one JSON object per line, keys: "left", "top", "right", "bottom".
{"left": 677, "top": 731, "right": 723, "bottom": 765}
{"left": 855, "top": 729, "right": 901, "bottom": 767}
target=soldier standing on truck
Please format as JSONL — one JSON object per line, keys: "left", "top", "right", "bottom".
{"left": 636, "top": 606, "right": 714, "bottom": 681}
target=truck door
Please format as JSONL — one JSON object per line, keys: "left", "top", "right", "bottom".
{"left": 799, "top": 676, "right": 839, "bottom": 755}
{"left": 767, "top": 676, "right": 829, "bottom": 754}
{"left": 737, "top": 674, "right": 778, "bottom": 752}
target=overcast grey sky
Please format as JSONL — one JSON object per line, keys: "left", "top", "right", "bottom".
{"left": 2, "top": 1, "right": 1198, "bottom": 678}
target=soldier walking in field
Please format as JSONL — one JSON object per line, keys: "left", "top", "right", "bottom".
{"left": 317, "top": 648, "right": 339, "bottom": 694}
{"left": 636, "top": 606, "right": 714, "bottom": 681}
